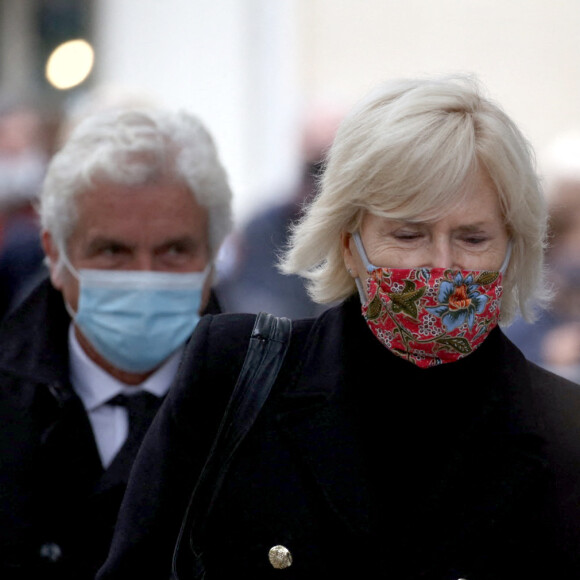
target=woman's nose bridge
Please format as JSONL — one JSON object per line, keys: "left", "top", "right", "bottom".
{"left": 427, "top": 238, "right": 454, "bottom": 268}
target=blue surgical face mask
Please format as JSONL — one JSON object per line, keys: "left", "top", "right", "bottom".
{"left": 61, "top": 254, "right": 209, "bottom": 374}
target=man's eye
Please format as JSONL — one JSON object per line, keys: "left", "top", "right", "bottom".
{"left": 101, "top": 245, "right": 126, "bottom": 256}
{"left": 165, "top": 244, "right": 188, "bottom": 256}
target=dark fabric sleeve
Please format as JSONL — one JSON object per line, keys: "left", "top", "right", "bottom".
{"left": 96, "top": 313, "right": 256, "bottom": 579}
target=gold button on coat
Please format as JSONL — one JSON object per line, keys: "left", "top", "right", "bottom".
{"left": 268, "top": 545, "right": 293, "bottom": 569}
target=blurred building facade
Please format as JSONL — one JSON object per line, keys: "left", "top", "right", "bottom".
{"left": 0, "top": 0, "right": 302, "bottom": 225}
{"left": 1, "top": 0, "right": 579, "bottom": 225}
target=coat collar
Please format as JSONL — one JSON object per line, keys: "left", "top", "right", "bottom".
{"left": 0, "top": 276, "right": 71, "bottom": 385}
{"left": 274, "top": 297, "right": 546, "bottom": 546}
{"left": 274, "top": 299, "right": 372, "bottom": 535}
{"left": 0, "top": 278, "right": 162, "bottom": 493}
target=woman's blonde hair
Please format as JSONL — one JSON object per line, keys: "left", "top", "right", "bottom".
{"left": 280, "top": 75, "right": 549, "bottom": 324}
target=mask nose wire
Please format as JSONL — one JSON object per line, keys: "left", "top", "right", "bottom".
{"left": 354, "top": 232, "right": 512, "bottom": 274}
{"left": 351, "top": 232, "right": 512, "bottom": 303}
{"left": 54, "top": 245, "right": 82, "bottom": 320}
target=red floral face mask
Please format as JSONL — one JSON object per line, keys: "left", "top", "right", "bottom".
{"left": 353, "top": 233, "right": 510, "bottom": 369}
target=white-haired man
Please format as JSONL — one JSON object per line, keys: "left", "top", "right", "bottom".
{"left": 0, "top": 108, "right": 232, "bottom": 579}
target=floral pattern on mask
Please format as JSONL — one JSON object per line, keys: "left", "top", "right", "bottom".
{"left": 362, "top": 267, "right": 503, "bottom": 368}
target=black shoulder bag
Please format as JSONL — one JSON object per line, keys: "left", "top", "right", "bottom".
{"left": 172, "top": 312, "right": 292, "bottom": 580}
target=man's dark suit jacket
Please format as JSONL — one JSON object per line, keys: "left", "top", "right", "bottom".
{"left": 99, "top": 297, "right": 580, "bottom": 579}
{"left": 0, "top": 277, "right": 220, "bottom": 579}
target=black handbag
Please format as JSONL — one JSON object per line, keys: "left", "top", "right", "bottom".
{"left": 172, "top": 311, "right": 292, "bottom": 579}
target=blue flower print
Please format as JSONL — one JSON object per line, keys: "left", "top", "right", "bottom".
{"left": 426, "top": 272, "right": 489, "bottom": 332}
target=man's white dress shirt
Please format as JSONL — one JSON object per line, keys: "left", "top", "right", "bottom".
{"left": 68, "top": 325, "right": 180, "bottom": 468}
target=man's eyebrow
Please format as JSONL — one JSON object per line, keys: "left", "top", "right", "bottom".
{"left": 86, "top": 237, "right": 134, "bottom": 252}
{"left": 154, "top": 236, "right": 198, "bottom": 248}
{"left": 154, "top": 236, "right": 211, "bottom": 254}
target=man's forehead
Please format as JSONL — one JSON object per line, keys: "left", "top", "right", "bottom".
{"left": 84, "top": 232, "right": 203, "bottom": 246}
{"left": 74, "top": 181, "right": 206, "bottom": 218}
{"left": 69, "top": 182, "right": 209, "bottom": 247}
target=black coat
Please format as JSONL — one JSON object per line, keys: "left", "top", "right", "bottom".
{"left": 98, "top": 297, "right": 580, "bottom": 579}
{"left": 0, "top": 277, "right": 221, "bottom": 579}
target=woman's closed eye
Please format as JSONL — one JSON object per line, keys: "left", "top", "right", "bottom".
{"left": 393, "top": 230, "right": 425, "bottom": 242}
{"left": 459, "top": 234, "right": 493, "bottom": 247}
{"left": 463, "top": 235, "right": 486, "bottom": 244}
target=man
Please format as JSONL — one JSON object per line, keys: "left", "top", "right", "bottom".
{"left": 0, "top": 108, "right": 232, "bottom": 579}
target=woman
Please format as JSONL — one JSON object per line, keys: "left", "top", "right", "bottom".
{"left": 98, "top": 76, "right": 580, "bottom": 579}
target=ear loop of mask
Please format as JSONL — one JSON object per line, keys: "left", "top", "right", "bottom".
{"left": 352, "top": 232, "right": 378, "bottom": 303}
{"left": 57, "top": 246, "right": 81, "bottom": 280}
{"left": 54, "top": 245, "right": 82, "bottom": 320}
{"left": 353, "top": 232, "right": 378, "bottom": 272}
{"left": 498, "top": 241, "right": 512, "bottom": 275}
{"left": 351, "top": 231, "right": 513, "bottom": 302}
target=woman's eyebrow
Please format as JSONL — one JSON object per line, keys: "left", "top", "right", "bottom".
{"left": 455, "top": 222, "right": 493, "bottom": 232}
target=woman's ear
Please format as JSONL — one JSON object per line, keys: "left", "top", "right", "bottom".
{"left": 340, "top": 231, "right": 358, "bottom": 278}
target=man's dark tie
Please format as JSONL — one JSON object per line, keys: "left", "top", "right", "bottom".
{"left": 105, "top": 391, "right": 162, "bottom": 479}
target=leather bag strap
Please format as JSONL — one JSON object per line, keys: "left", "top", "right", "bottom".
{"left": 172, "top": 312, "right": 292, "bottom": 579}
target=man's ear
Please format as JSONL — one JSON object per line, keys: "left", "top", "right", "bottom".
{"left": 41, "top": 230, "right": 64, "bottom": 289}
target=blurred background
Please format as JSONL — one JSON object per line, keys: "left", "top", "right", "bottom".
{"left": 1, "top": 0, "right": 580, "bottom": 378}
{"left": 1, "top": 0, "right": 579, "bottom": 221}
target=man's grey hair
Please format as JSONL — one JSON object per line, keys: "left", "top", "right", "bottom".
{"left": 40, "top": 107, "right": 232, "bottom": 264}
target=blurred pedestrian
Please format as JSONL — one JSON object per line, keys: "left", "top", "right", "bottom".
{"left": 505, "top": 133, "right": 580, "bottom": 383}
{"left": 216, "top": 103, "right": 343, "bottom": 318}
{"left": 0, "top": 99, "right": 49, "bottom": 320}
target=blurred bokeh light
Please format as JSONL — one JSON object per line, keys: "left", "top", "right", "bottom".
{"left": 45, "top": 39, "right": 94, "bottom": 90}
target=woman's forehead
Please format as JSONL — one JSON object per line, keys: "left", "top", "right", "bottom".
{"left": 366, "top": 165, "right": 501, "bottom": 221}
{"left": 363, "top": 187, "right": 504, "bottom": 232}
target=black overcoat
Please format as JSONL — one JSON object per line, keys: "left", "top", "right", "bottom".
{"left": 0, "top": 277, "right": 220, "bottom": 579}
{"left": 99, "top": 297, "right": 580, "bottom": 579}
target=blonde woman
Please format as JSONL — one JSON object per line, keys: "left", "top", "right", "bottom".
{"left": 99, "top": 77, "right": 579, "bottom": 579}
